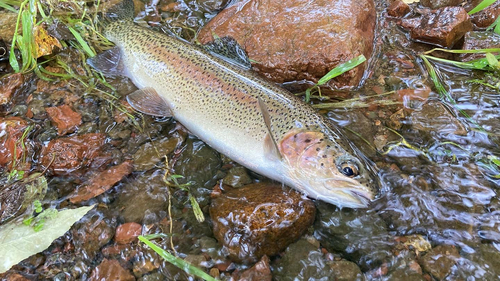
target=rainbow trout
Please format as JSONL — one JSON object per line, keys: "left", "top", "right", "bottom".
{"left": 89, "top": 0, "right": 379, "bottom": 208}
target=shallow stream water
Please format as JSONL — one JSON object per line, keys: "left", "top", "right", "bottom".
{"left": 1, "top": 0, "right": 500, "bottom": 280}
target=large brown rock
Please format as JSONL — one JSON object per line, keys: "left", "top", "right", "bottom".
{"left": 460, "top": 31, "right": 500, "bottom": 62}
{"left": 210, "top": 182, "right": 316, "bottom": 263}
{"left": 198, "top": 0, "right": 376, "bottom": 88}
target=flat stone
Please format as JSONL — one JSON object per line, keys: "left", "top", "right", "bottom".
{"left": 400, "top": 7, "right": 472, "bottom": 47}
{"left": 198, "top": 0, "right": 376, "bottom": 88}
{"left": 210, "top": 182, "right": 316, "bottom": 263}
{"left": 46, "top": 104, "right": 82, "bottom": 135}
{"left": 0, "top": 117, "right": 31, "bottom": 170}
{"left": 89, "top": 259, "right": 135, "bottom": 281}
{"left": 40, "top": 133, "right": 108, "bottom": 175}
{"left": 70, "top": 160, "right": 134, "bottom": 203}
{"left": 387, "top": 0, "right": 410, "bottom": 17}
{"left": 0, "top": 73, "right": 24, "bottom": 105}
{"left": 420, "top": 0, "right": 463, "bottom": 9}
{"left": 460, "top": 31, "right": 500, "bottom": 62}
{"left": 234, "top": 255, "right": 272, "bottom": 281}
{"left": 418, "top": 245, "right": 460, "bottom": 280}
{"left": 471, "top": 0, "right": 500, "bottom": 28}
{"left": 115, "top": 222, "right": 143, "bottom": 244}
{"left": 410, "top": 100, "right": 467, "bottom": 136}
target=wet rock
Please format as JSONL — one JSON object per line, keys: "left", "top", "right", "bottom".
{"left": 40, "top": 133, "right": 108, "bottom": 175}
{"left": 210, "top": 182, "right": 315, "bottom": 263}
{"left": 273, "top": 238, "right": 363, "bottom": 280}
{"left": 132, "top": 136, "right": 181, "bottom": 171}
{"left": 45, "top": 104, "right": 82, "bottom": 135}
{"left": 471, "top": 0, "right": 500, "bottom": 28}
{"left": 0, "top": 73, "right": 24, "bottom": 105}
{"left": 198, "top": 0, "right": 376, "bottom": 88}
{"left": 387, "top": 0, "right": 410, "bottom": 18}
{"left": 314, "top": 201, "right": 392, "bottom": 271}
{"left": 460, "top": 31, "right": 500, "bottom": 62}
{"left": 72, "top": 208, "right": 117, "bottom": 261}
{"left": 234, "top": 255, "right": 272, "bottom": 281}
{"left": 115, "top": 222, "right": 142, "bottom": 244}
{"left": 418, "top": 245, "right": 460, "bottom": 280}
{"left": 0, "top": 117, "right": 31, "bottom": 170}
{"left": 115, "top": 169, "right": 169, "bottom": 223}
{"left": 70, "top": 160, "right": 134, "bottom": 203}
{"left": 0, "top": 12, "right": 17, "bottom": 42}
{"left": 410, "top": 100, "right": 467, "bottom": 136}
{"left": 400, "top": 7, "right": 472, "bottom": 47}
{"left": 173, "top": 138, "right": 222, "bottom": 208}
{"left": 89, "top": 259, "right": 135, "bottom": 281}
{"left": 420, "top": 0, "right": 463, "bottom": 9}
{"left": 222, "top": 166, "right": 252, "bottom": 188}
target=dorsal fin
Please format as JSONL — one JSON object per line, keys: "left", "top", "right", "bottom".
{"left": 126, "top": 87, "right": 173, "bottom": 117}
{"left": 203, "top": 36, "right": 252, "bottom": 70}
{"left": 87, "top": 46, "right": 126, "bottom": 77}
{"left": 258, "top": 97, "right": 282, "bottom": 160}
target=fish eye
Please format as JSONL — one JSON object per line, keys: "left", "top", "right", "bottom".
{"left": 340, "top": 162, "right": 359, "bottom": 177}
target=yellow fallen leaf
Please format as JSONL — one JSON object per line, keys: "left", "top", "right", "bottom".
{"left": 34, "top": 25, "right": 62, "bottom": 58}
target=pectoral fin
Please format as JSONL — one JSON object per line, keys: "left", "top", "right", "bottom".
{"left": 258, "top": 97, "right": 282, "bottom": 161}
{"left": 87, "top": 46, "right": 126, "bottom": 77}
{"left": 126, "top": 87, "right": 173, "bottom": 117}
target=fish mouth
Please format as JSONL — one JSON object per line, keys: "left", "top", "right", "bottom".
{"left": 309, "top": 181, "right": 375, "bottom": 209}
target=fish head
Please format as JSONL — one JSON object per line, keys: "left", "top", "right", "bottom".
{"left": 279, "top": 129, "right": 378, "bottom": 208}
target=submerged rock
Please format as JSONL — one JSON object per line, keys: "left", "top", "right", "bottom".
{"left": 418, "top": 245, "right": 460, "bottom": 280}
{"left": 210, "top": 182, "right": 316, "bottom": 263}
{"left": 89, "top": 259, "right": 135, "bottom": 281}
{"left": 0, "top": 117, "right": 31, "bottom": 171}
{"left": 198, "top": 0, "right": 376, "bottom": 88}
{"left": 235, "top": 255, "right": 272, "bottom": 281}
{"left": 132, "top": 136, "right": 182, "bottom": 171}
{"left": 0, "top": 73, "right": 24, "bottom": 106}
{"left": 471, "top": 0, "right": 500, "bottom": 28}
{"left": 45, "top": 104, "right": 82, "bottom": 135}
{"left": 115, "top": 222, "right": 143, "bottom": 244}
{"left": 410, "top": 100, "right": 467, "bottom": 136}
{"left": 273, "top": 238, "right": 363, "bottom": 280}
{"left": 400, "top": 7, "right": 472, "bottom": 47}
{"left": 420, "top": 0, "right": 463, "bottom": 9}
{"left": 40, "top": 133, "right": 109, "bottom": 175}
{"left": 314, "top": 201, "right": 392, "bottom": 271}
{"left": 460, "top": 31, "right": 500, "bottom": 62}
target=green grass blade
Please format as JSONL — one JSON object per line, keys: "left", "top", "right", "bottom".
{"left": 138, "top": 236, "right": 217, "bottom": 281}
{"left": 0, "top": 2, "right": 18, "bottom": 12}
{"left": 468, "top": 0, "right": 496, "bottom": 15}
{"left": 317, "top": 55, "right": 366, "bottom": 85}
{"left": 68, "top": 26, "right": 95, "bottom": 57}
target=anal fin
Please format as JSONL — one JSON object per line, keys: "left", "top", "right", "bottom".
{"left": 126, "top": 87, "right": 173, "bottom": 117}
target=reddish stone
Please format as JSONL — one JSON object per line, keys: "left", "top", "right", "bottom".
{"left": 471, "top": 1, "right": 500, "bottom": 28}
{"left": 387, "top": 0, "right": 410, "bottom": 17}
{"left": 69, "top": 160, "right": 133, "bottom": 203}
{"left": 421, "top": 0, "right": 463, "bottom": 9}
{"left": 234, "top": 255, "right": 272, "bottom": 281}
{"left": 198, "top": 0, "right": 376, "bottom": 88}
{"left": 89, "top": 259, "right": 135, "bottom": 281}
{"left": 114, "top": 222, "right": 143, "bottom": 244}
{"left": 460, "top": 31, "right": 500, "bottom": 62}
{"left": 40, "top": 133, "right": 107, "bottom": 175}
{"left": 210, "top": 182, "right": 316, "bottom": 263}
{"left": 400, "top": 7, "right": 473, "bottom": 47}
{"left": 0, "top": 117, "right": 31, "bottom": 170}
{"left": 397, "top": 87, "right": 430, "bottom": 103}
{"left": 0, "top": 73, "right": 23, "bottom": 105}
{"left": 46, "top": 104, "right": 82, "bottom": 135}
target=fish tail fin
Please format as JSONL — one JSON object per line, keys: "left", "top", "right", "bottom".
{"left": 103, "top": 0, "right": 135, "bottom": 22}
